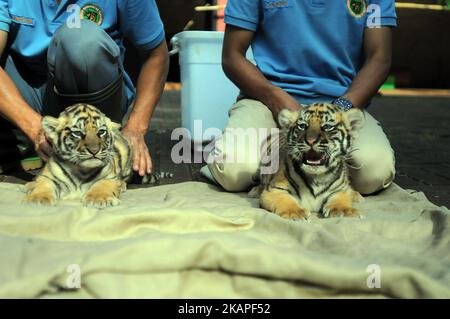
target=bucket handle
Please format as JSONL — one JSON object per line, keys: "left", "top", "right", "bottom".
{"left": 169, "top": 36, "right": 180, "bottom": 56}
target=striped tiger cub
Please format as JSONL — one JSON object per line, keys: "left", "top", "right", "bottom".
{"left": 23, "top": 103, "right": 172, "bottom": 208}
{"left": 251, "top": 103, "right": 365, "bottom": 220}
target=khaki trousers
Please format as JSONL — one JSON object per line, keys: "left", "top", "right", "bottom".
{"left": 207, "top": 99, "right": 396, "bottom": 195}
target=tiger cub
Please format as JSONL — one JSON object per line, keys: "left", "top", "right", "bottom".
{"left": 24, "top": 103, "right": 161, "bottom": 208}
{"left": 251, "top": 103, "right": 365, "bottom": 220}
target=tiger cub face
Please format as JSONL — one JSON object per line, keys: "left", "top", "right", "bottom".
{"left": 279, "top": 103, "right": 365, "bottom": 175}
{"left": 41, "top": 104, "right": 121, "bottom": 169}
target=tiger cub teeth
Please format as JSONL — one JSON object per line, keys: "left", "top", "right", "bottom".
{"left": 306, "top": 159, "right": 322, "bottom": 165}
{"left": 303, "top": 150, "right": 326, "bottom": 166}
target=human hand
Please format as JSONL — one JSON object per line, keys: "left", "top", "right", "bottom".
{"left": 34, "top": 130, "right": 53, "bottom": 161}
{"left": 27, "top": 118, "right": 52, "bottom": 161}
{"left": 122, "top": 126, "right": 152, "bottom": 176}
{"left": 266, "top": 87, "right": 303, "bottom": 121}
{"left": 22, "top": 116, "right": 52, "bottom": 161}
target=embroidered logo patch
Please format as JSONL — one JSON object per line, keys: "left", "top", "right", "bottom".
{"left": 347, "top": 0, "right": 367, "bottom": 18}
{"left": 263, "top": 0, "right": 293, "bottom": 10}
{"left": 80, "top": 4, "right": 103, "bottom": 26}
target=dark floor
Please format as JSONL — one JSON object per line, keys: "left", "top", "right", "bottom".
{"left": 368, "top": 95, "right": 450, "bottom": 208}
{"left": 1, "top": 91, "right": 450, "bottom": 208}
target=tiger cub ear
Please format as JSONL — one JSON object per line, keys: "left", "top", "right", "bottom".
{"left": 41, "top": 116, "right": 60, "bottom": 143}
{"left": 104, "top": 118, "right": 121, "bottom": 132}
{"left": 345, "top": 108, "right": 365, "bottom": 132}
{"left": 278, "top": 109, "right": 300, "bottom": 129}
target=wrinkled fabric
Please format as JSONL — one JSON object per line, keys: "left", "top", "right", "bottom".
{"left": 0, "top": 181, "right": 448, "bottom": 299}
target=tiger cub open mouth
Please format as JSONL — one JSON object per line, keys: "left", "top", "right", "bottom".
{"left": 303, "top": 150, "right": 327, "bottom": 166}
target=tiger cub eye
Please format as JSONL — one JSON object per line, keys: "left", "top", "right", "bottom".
{"left": 322, "top": 124, "right": 335, "bottom": 132}
{"left": 71, "top": 131, "right": 83, "bottom": 138}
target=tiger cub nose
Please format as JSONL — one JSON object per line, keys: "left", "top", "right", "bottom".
{"left": 87, "top": 144, "right": 100, "bottom": 155}
{"left": 306, "top": 137, "right": 317, "bottom": 146}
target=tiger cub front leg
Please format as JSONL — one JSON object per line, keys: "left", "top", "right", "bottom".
{"left": 24, "top": 177, "right": 58, "bottom": 205}
{"left": 260, "top": 177, "right": 310, "bottom": 220}
{"left": 322, "top": 190, "right": 361, "bottom": 218}
{"left": 83, "top": 179, "right": 126, "bottom": 208}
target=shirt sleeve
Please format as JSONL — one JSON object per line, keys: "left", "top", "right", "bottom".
{"left": 0, "top": 0, "right": 10, "bottom": 32}
{"left": 366, "top": 0, "right": 397, "bottom": 28}
{"left": 118, "top": 0, "right": 165, "bottom": 50}
{"left": 224, "top": 0, "right": 262, "bottom": 32}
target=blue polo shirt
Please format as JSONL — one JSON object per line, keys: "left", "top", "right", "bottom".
{"left": 0, "top": 0, "right": 165, "bottom": 102}
{"left": 225, "top": 0, "right": 397, "bottom": 104}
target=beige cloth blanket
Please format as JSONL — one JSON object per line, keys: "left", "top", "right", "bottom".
{"left": 0, "top": 181, "right": 449, "bottom": 298}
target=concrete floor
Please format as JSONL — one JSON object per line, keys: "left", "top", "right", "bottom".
{"left": 369, "top": 95, "right": 450, "bottom": 208}
{"left": 1, "top": 89, "right": 450, "bottom": 208}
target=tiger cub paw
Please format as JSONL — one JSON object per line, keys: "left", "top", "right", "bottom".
{"left": 248, "top": 185, "right": 263, "bottom": 198}
{"left": 274, "top": 205, "right": 310, "bottom": 221}
{"left": 83, "top": 190, "right": 120, "bottom": 209}
{"left": 24, "top": 191, "right": 56, "bottom": 205}
{"left": 24, "top": 181, "right": 36, "bottom": 193}
{"left": 323, "top": 207, "right": 361, "bottom": 218}
{"left": 351, "top": 191, "right": 364, "bottom": 203}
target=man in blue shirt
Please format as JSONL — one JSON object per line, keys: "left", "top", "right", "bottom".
{"left": 204, "top": 0, "right": 397, "bottom": 195}
{"left": 0, "top": 0, "right": 169, "bottom": 176}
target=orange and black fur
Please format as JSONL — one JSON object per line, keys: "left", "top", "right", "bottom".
{"left": 250, "top": 103, "right": 365, "bottom": 220}
{"left": 23, "top": 103, "right": 171, "bottom": 208}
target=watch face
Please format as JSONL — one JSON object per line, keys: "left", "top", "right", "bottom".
{"left": 335, "top": 98, "right": 352, "bottom": 111}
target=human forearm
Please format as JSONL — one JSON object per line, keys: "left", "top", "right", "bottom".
{"left": 0, "top": 30, "right": 6, "bottom": 55}
{"left": 223, "top": 50, "right": 275, "bottom": 105}
{"left": 0, "top": 30, "right": 52, "bottom": 160}
{"left": 344, "top": 56, "right": 391, "bottom": 108}
{"left": 0, "top": 30, "right": 42, "bottom": 140}
{"left": 223, "top": 52, "right": 301, "bottom": 117}
{"left": 0, "top": 67, "right": 42, "bottom": 139}
{"left": 122, "top": 40, "right": 169, "bottom": 176}
{"left": 125, "top": 40, "right": 169, "bottom": 133}
{"left": 343, "top": 27, "right": 393, "bottom": 109}
{"left": 222, "top": 26, "right": 301, "bottom": 120}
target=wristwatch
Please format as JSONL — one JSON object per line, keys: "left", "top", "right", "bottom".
{"left": 333, "top": 97, "right": 353, "bottom": 111}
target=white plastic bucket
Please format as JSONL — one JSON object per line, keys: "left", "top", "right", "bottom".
{"left": 170, "top": 31, "right": 255, "bottom": 145}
